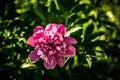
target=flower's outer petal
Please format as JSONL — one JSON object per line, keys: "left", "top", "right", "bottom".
{"left": 64, "top": 45, "right": 76, "bottom": 57}
{"left": 45, "top": 23, "right": 66, "bottom": 35}
{"left": 57, "top": 57, "right": 65, "bottom": 67}
{"left": 33, "top": 26, "right": 44, "bottom": 33}
{"left": 58, "top": 24, "right": 66, "bottom": 35}
{"left": 27, "top": 36, "right": 35, "bottom": 47}
{"left": 33, "top": 26, "right": 44, "bottom": 39}
{"left": 65, "top": 37, "right": 77, "bottom": 45}
{"left": 43, "top": 56, "right": 57, "bottom": 69}
{"left": 45, "top": 24, "right": 57, "bottom": 33}
{"left": 29, "top": 49, "right": 41, "bottom": 62}
{"left": 33, "top": 31, "right": 44, "bottom": 39}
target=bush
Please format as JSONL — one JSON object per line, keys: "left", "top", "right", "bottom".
{"left": 0, "top": 0, "right": 120, "bottom": 80}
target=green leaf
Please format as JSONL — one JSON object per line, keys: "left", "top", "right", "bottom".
{"left": 3, "top": 62, "right": 16, "bottom": 67}
{"left": 68, "top": 13, "right": 76, "bottom": 19}
{"left": 99, "top": 20, "right": 117, "bottom": 27}
{"left": 91, "top": 40, "right": 107, "bottom": 48}
{"left": 86, "top": 54, "right": 92, "bottom": 68}
{"left": 75, "top": 18, "right": 90, "bottom": 24}
{"left": 33, "top": 8, "right": 47, "bottom": 25}
{"left": 95, "top": 51, "right": 107, "bottom": 60}
{"left": 53, "top": 0, "right": 60, "bottom": 10}
{"left": 66, "top": 25, "right": 82, "bottom": 36}
{"left": 20, "top": 63, "right": 36, "bottom": 69}
{"left": 84, "top": 23, "right": 94, "bottom": 38}
{"left": 90, "top": 31, "right": 104, "bottom": 41}
{"left": 72, "top": 4, "right": 87, "bottom": 12}
{"left": 3, "top": 29, "right": 10, "bottom": 38}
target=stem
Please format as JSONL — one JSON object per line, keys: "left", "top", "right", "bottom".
{"left": 65, "top": 57, "right": 70, "bottom": 63}
{"left": 65, "top": 16, "right": 68, "bottom": 26}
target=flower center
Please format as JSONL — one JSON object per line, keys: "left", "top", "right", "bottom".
{"left": 36, "top": 31, "right": 65, "bottom": 55}
{"left": 48, "top": 43, "right": 54, "bottom": 48}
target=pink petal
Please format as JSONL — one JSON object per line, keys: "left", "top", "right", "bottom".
{"left": 33, "top": 31, "right": 44, "bottom": 39}
{"left": 29, "top": 49, "right": 41, "bottom": 62}
{"left": 57, "top": 57, "right": 65, "bottom": 67}
{"left": 43, "top": 56, "right": 57, "bottom": 69}
{"left": 45, "top": 24, "right": 57, "bottom": 33}
{"left": 65, "top": 37, "right": 77, "bottom": 45}
{"left": 27, "top": 36, "right": 35, "bottom": 47}
{"left": 57, "top": 24, "right": 66, "bottom": 35}
{"left": 45, "top": 23, "right": 66, "bottom": 35}
{"left": 64, "top": 46, "right": 76, "bottom": 57}
{"left": 33, "top": 26, "right": 44, "bottom": 33}
{"left": 33, "top": 26, "right": 44, "bottom": 39}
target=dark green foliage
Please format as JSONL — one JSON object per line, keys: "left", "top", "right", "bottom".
{"left": 0, "top": 0, "right": 120, "bottom": 80}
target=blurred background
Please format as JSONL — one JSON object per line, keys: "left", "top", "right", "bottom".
{"left": 0, "top": 0, "right": 120, "bottom": 80}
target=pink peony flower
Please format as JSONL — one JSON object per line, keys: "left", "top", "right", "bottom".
{"left": 27, "top": 23, "right": 77, "bottom": 69}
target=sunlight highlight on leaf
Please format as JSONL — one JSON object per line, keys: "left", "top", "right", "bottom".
{"left": 21, "top": 63, "right": 36, "bottom": 69}
{"left": 66, "top": 26, "right": 82, "bottom": 36}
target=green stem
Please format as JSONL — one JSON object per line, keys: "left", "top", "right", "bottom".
{"left": 65, "top": 16, "right": 68, "bottom": 26}
{"left": 65, "top": 57, "right": 70, "bottom": 63}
